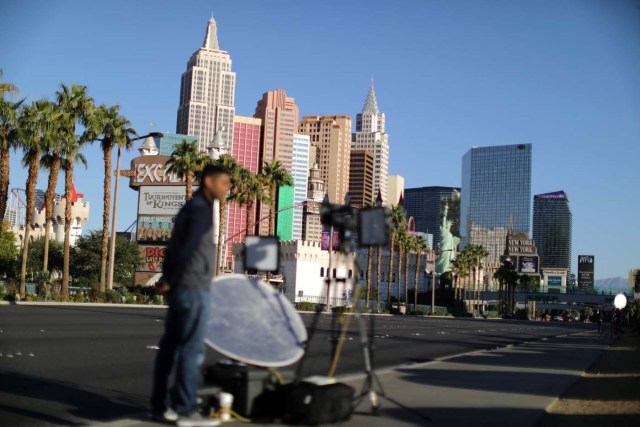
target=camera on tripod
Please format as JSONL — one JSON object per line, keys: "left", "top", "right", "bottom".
{"left": 320, "top": 204, "right": 392, "bottom": 253}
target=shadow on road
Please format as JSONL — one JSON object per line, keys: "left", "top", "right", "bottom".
{"left": 0, "top": 371, "right": 144, "bottom": 426}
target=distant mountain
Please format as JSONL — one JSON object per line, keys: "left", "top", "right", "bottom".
{"left": 594, "top": 277, "right": 629, "bottom": 291}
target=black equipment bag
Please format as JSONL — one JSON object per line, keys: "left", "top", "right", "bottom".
{"left": 283, "top": 381, "right": 354, "bottom": 425}
{"left": 252, "top": 381, "right": 354, "bottom": 425}
{"left": 202, "top": 361, "right": 269, "bottom": 417}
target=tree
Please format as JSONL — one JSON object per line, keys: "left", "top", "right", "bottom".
{"left": 26, "top": 237, "right": 63, "bottom": 275}
{"left": 85, "top": 104, "right": 137, "bottom": 292}
{"left": 166, "top": 139, "right": 208, "bottom": 200}
{"left": 71, "top": 230, "right": 140, "bottom": 288}
{"left": 386, "top": 205, "right": 406, "bottom": 308}
{"left": 0, "top": 229, "right": 18, "bottom": 276}
{"left": 451, "top": 250, "right": 470, "bottom": 304}
{"left": 0, "top": 69, "right": 18, "bottom": 99}
{"left": 260, "top": 160, "right": 293, "bottom": 284}
{"left": 403, "top": 232, "right": 413, "bottom": 305}
{"left": 228, "top": 167, "right": 264, "bottom": 237}
{"left": 260, "top": 160, "right": 293, "bottom": 236}
{"left": 376, "top": 242, "right": 382, "bottom": 313}
{"left": 396, "top": 229, "right": 409, "bottom": 303}
{"left": 211, "top": 154, "right": 240, "bottom": 274}
{"left": 18, "top": 100, "right": 57, "bottom": 296}
{"left": 634, "top": 270, "right": 640, "bottom": 292}
{"left": 413, "top": 236, "right": 429, "bottom": 312}
{"left": 363, "top": 201, "right": 377, "bottom": 309}
{"left": 40, "top": 131, "right": 64, "bottom": 272}
{"left": 462, "top": 244, "right": 488, "bottom": 316}
{"left": 0, "top": 98, "right": 23, "bottom": 225}
{"left": 495, "top": 258, "right": 518, "bottom": 315}
{"left": 56, "top": 83, "right": 94, "bottom": 298}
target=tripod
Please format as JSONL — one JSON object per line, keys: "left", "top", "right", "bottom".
{"left": 327, "top": 250, "right": 431, "bottom": 422}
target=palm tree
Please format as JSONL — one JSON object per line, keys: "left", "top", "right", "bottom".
{"left": 0, "top": 69, "right": 18, "bottom": 98}
{"left": 166, "top": 139, "right": 208, "bottom": 200}
{"left": 363, "top": 201, "right": 377, "bottom": 309}
{"left": 396, "top": 229, "right": 408, "bottom": 303}
{"left": 413, "top": 236, "right": 429, "bottom": 312}
{"left": 403, "top": 232, "right": 413, "bottom": 306}
{"left": 451, "top": 251, "right": 469, "bottom": 303}
{"left": 386, "top": 205, "right": 406, "bottom": 309}
{"left": 375, "top": 242, "right": 382, "bottom": 313}
{"left": 229, "top": 167, "right": 264, "bottom": 237}
{"left": 18, "top": 100, "right": 57, "bottom": 296}
{"left": 211, "top": 154, "right": 240, "bottom": 274}
{"left": 0, "top": 98, "right": 22, "bottom": 224}
{"left": 260, "top": 160, "right": 293, "bottom": 236}
{"left": 86, "top": 104, "right": 137, "bottom": 292}
{"left": 56, "top": 83, "right": 94, "bottom": 298}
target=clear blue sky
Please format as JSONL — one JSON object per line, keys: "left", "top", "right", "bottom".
{"left": 1, "top": 0, "right": 639, "bottom": 280}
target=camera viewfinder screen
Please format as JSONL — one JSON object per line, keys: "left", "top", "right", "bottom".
{"left": 358, "top": 208, "right": 388, "bottom": 247}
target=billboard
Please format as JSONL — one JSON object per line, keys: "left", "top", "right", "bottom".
{"left": 547, "top": 276, "right": 562, "bottom": 286}
{"left": 321, "top": 231, "right": 341, "bottom": 251}
{"left": 518, "top": 256, "right": 539, "bottom": 274}
{"left": 577, "top": 255, "right": 595, "bottom": 289}
{"left": 128, "top": 155, "right": 197, "bottom": 188}
{"left": 137, "top": 215, "right": 175, "bottom": 243}
{"left": 138, "top": 245, "right": 166, "bottom": 272}
{"left": 138, "top": 186, "right": 196, "bottom": 215}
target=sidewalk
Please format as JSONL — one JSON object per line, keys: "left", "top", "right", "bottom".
{"left": 538, "top": 330, "right": 640, "bottom": 427}
{"left": 101, "top": 331, "right": 611, "bottom": 427}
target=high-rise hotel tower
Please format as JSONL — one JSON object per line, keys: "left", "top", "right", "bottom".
{"left": 176, "top": 17, "right": 236, "bottom": 151}
{"left": 351, "top": 81, "right": 389, "bottom": 204}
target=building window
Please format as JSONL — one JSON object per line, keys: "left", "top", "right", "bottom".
{"left": 320, "top": 267, "right": 324, "bottom": 277}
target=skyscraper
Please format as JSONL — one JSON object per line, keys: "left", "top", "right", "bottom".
{"left": 348, "top": 150, "right": 374, "bottom": 209}
{"left": 352, "top": 81, "right": 389, "bottom": 204}
{"left": 176, "top": 17, "right": 236, "bottom": 152}
{"left": 299, "top": 115, "right": 351, "bottom": 204}
{"left": 533, "top": 191, "right": 572, "bottom": 271}
{"left": 387, "top": 175, "right": 404, "bottom": 206}
{"left": 226, "top": 116, "right": 262, "bottom": 265}
{"left": 460, "top": 144, "right": 532, "bottom": 265}
{"left": 154, "top": 132, "right": 198, "bottom": 156}
{"left": 254, "top": 89, "right": 300, "bottom": 236}
{"left": 302, "top": 163, "right": 325, "bottom": 242}
{"left": 291, "top": 134, "right": 310, "bottom": 240}
{"left": 404, "top": 186, "right": 461, "bottom": 251}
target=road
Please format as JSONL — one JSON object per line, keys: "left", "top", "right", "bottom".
{"left": 0, "top": 304, "right": 595, "bottom": 426}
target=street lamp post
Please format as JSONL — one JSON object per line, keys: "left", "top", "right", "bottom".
{"left": 107, "top": 132, "right": 163, "bottom": 290}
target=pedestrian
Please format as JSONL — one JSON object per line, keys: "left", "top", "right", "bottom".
{"left": 150, "top": 164, "right": 230, "bottom": 427}
{"left": 597, "top": 310, "right": 603, "bottom": 333}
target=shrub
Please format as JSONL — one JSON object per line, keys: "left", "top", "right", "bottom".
{"left": 73, "top": 291, "right": 85, "bottom": 303}
{"left": 105, "top": 289, "right": 120, "bottom": 303}
{"left": 24, "top": 294, "right": 37, "bottom": 302}
{"left": 331, "top": 306, "right": 348, "bottom": 314}
{"left": 296, "top": 302, "right": 317, "bottom": 312}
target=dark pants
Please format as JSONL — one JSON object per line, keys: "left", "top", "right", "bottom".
{"left": 151, "top": 286, "right": 211, "bottom": 416}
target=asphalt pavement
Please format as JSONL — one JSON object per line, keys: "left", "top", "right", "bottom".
{"left": 0, "top": 303, "right": 600, "bottom": 426}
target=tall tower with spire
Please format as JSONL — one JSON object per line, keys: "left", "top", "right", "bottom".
{"left": 351, "top": 80, "right": 390, "bottom": 204}
{"left": 176, "top": 17, "right": 236, "bottom": 153}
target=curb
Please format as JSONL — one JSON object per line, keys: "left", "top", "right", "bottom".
{"left": 0, "top": 301, "right": 168, "bottom": 309}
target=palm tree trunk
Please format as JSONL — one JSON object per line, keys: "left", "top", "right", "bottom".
{"left": 20, "top": 153, "right": 40, "bottom": 297}
{"left": 99, "top": 146, "right": 112, "bottom": 293}
{"left": 414, "top": 251, "right": 421, "bottom": 312}
{"left": 386, "top": 235, "right": 395, "bottom": 310}
{"left": 62, "top": 156, "right": 74, "bottom": 299}
{"left": 186, "top": 171, "right": 193, "bottom": 200}
{"left": 404, "top": 249, "right": 410, "bottom": 306}
{"left": 43, "top": 152, "right": 60, "bottom": 272}
{"left": 245, "top": 200, "right": 254, "bottom": 237}
{"left": 0, "top": 148, "right": 9, "bottom": 224}
{"left": 376, "top": 245, "right": 382, "bottom": 312}
{"left": 397, "top": 247, "right": 403, "bottom": 303}
{"left": 266, "top": 183, "right": 276, "bottom": 285}
{"left": 269, "top": 182, "right": 276, "bottom": 236}
{"left": 366, "top": 246, "right": 373, "bottom": 308}
{"left": 217, "top": 197, "right": 226, "bottom": 275}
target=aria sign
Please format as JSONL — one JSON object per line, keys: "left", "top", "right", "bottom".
{"left": 128, "top": 155, "right": 197, "bottom": 188}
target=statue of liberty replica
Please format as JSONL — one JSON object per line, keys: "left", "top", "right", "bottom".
{"left": 436, "top": 204, "right": 460, "bottom": 275}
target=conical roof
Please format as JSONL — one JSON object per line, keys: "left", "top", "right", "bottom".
{"left": 202, "top": 16, "right": 220, "bottom": 50}
{"left": 362, "top": 80, "right": 379, "bottom": 114}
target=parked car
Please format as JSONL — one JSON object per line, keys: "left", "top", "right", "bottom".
{"left": 552, "top": 316, "right": 562, "bottom": 321}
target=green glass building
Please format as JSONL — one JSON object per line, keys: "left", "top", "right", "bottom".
{"left": 276, "top": 185, "right": 295, "bottom": 240}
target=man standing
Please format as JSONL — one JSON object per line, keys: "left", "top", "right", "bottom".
{"left": 151, "top": 164, "right": 230, "bottom": 427}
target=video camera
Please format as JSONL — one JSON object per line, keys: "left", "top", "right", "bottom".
{"left": 320, "top": 204, "right": 392, "bottom": 253}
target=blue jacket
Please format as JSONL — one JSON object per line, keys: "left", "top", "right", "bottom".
{"left": 162, "top": 190, "right": 217, "bottom": 288}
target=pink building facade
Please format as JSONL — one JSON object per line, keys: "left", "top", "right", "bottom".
{"left": 225, "top": 115, "right": 262, "bottom": 266}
